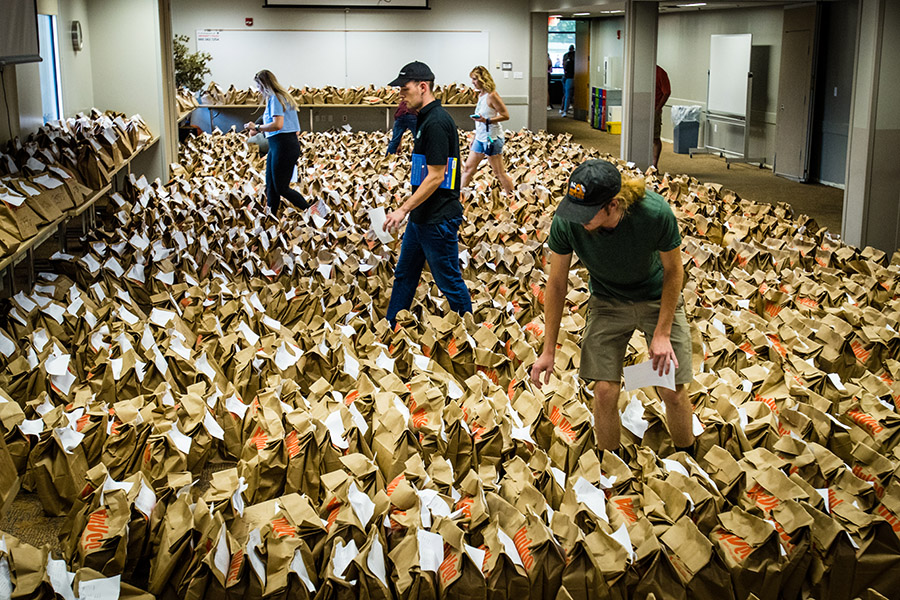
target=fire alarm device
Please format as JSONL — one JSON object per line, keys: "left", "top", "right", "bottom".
{"left": 245, "top": 18, "right": 253, "bottom": 27}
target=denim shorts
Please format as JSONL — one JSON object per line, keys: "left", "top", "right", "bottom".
{"left": 472, "top": 137, "right": 504, "bottom": 156}
{"left": 580, "top": 295, "right": 693, "bottom": 385}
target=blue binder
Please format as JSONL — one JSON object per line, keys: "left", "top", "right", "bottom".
{"left": 410, "top": 153, "right": 458, "bottom": 190}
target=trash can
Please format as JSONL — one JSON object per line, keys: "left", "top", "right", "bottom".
{"left": 671, "top": 105, "right": 700, "bottom": 154}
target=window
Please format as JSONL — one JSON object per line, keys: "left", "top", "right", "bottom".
{"left": 37, "top": 14, "right": 63, "bottom": 122}
{"left": 548, "top": 20, "right": 576, "bottom": 76}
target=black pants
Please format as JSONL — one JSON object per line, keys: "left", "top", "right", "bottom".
{"left": 265, "top": 132, "right": 308, "bottom": 213}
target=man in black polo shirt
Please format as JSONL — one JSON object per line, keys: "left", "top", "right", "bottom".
{"left": 383, "top": 61, "right": 472, "bottom": 326}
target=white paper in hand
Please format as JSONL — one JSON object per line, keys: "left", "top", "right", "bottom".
{"left": 623, "top": 359, "right": 675, "bottom": 392}
{"left": 368, "top": 207, "right": 394, "bottom": 243}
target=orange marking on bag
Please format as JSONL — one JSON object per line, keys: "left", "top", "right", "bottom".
{"left": 754, "top": 395, "right": 779, "bottom": 415}
{"left": 439, "top": 543, "right": 461, "bottom": 584}
{"left": 767, "top": 335, "right": 787, "bottom": 358}
{"left": 344, "top": 390, "right": 359, "bottom": 405}
{"left": 480, "top": 545, "right": 492, "bottom": 575}
{"left": 611, "top": 497, "right": 639, "bottom": 524}
{"left": 878, "top": 372, "right": 895, "bottom": 386}
{"left": 412, "top": 409, "right": 428, "bottom": 428}
{"left": 796, "top": 297, "right": 819, "bottom": 308}
{"left": 770, "top": 518, "right": 796, "bottom": 554}
{"left": 875, "top": 504, "right": 900, "bottom": 533}
{"left": 271, "top": 517, "right": 297, "bottom": 538}
{"left": 847, "top": 408, "right": 885, "bottom": 436}
{"left": 285, "top": 430, "right": 300, "bottom": 458}
{"left": 81, "top": 509, "right": 109, "bottom": 551}
{"left": 828, "top": 488, "right": 843, "bottom": 510}
{"left": 505, "top": 339, "right": 516, "bottom": 361}
{"left": 477, "top": 366, "right": 499, "bottom": 385}
{"left": 524, "top": 321, "right": 544, "bottom": 337}
{"left": 227, "top": 548, "right": 244, "bottom": 585}
{"left": 249, "top": 425, "right": 268, "bottom": 450}
{"left": 386, "top": 474, "right": 406, "bottom": 496}
{"left": 447, "top": 338, "right": 459, "bottom": 357}
{"left": 508, "top": 378, "right": 517, "bottom": 401}
{"left": 738, "top": 341, "right": 757, "bottom": 356}
{"left": 764, "top": 302, "right": 782, "bottom": 317}
{"left": 512, "top": 526, "right": 535, "bottom": 571}
{"left": 850, "top": 340, "right": 871, "bottom": 364}
{"left": 713, "top": 528, "right": 754, "bottom": 563}
{"left": 423, "top": 344, "right": 432, "bottom": 358}
{"left": 548, "top": 406, "right": 578, "bottom": 443}
{"left": 76, "top": 414, "right": 91, "bottom": 432}
{"left": 530, "top": 283, "right": 545, "bottom": 305}
{"left": 746, "top": 483, "right": 781, "bottom": 513}
{"left": 455, "top": 497, "right": 474, "bottom": 518}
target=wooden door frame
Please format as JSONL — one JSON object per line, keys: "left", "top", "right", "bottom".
{"left": 574, "top": 20, "right": 591, "bottom": 121}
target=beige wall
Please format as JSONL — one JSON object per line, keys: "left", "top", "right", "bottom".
{"left": 171, "top": 0, "right": 534, "bottom": 129}
{"left": 58, "top": 0, "right": 95, "bottom": 116}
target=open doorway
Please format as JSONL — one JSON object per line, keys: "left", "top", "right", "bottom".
{"left": 548, "top": 17, "right": 575, "bottom": 110}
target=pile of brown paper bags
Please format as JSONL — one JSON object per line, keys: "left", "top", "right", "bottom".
{"left": 0, "top": 110, "right": 154, "bottom": 260}
{"left": 197, "top": 81, "right": 478, "bottom": 106}
{"left": 0, "top": 127, "right": 898, "bottom": 599}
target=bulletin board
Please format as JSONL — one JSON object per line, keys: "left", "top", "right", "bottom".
{"left": 196, "top": 28, "right": 489, "bottom": 89}
{"left": 707, "top": 33, "right": 752, "bottom": 117}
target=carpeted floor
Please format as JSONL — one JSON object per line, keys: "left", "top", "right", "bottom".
{"left": 546, "top": 111, "right": 845, "bottom": 235}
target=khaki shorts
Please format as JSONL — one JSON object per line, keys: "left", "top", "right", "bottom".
{"left": 654, "top": 109, "right": 663, "bottom": 141}
{"left": 580, "top": 295, "right": 693, "bottom": 385}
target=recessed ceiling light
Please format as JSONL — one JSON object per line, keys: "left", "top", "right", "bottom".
{"left": 600, "top": 9, "right": 623, "bottom": 13}
{"left": 550, "top": 14, "right": 562, "bottom": 18}
{"left": 573, "top": 12, "right": 590, "bottom": 16}
{"left": 676, "top": 2, "right": 707, "bottom": 6}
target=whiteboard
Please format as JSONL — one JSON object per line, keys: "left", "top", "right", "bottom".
{"left": 265, "top": 0, "right": 427, "bottom": 6}
{"left": 197, "top": 29, "right": 488, "bottom": 89}
{"left": 707, "top": 34, "right": 751, "bottom": 117}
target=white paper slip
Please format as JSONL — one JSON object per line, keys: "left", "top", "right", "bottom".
{"left": 368, "top": 207, "right": 394, "bottom": 243}
{"left": 78, "top": 575, "right": 121, "bottom": 600}
{"left": 417, "top": 529, "right": 445, "bottom": 573}
{"left": 623, "top": 359, "right": 676, "bottom": 392}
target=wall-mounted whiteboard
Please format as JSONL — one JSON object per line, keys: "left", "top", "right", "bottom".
{"left": 196, "top": 29, "right": 488, "bottom": 89}
{"left": 707, "top": 33, "right": 752, "bottom": 117}
{"left": 265, "top": 0, "right": 427, "bottom": 6}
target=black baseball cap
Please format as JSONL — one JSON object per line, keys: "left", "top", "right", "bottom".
{"left": 388, "top": 61, "right": 435, "bottom": 86}
{"left": 555, "top": 159, "right": 622, "bottom": 224}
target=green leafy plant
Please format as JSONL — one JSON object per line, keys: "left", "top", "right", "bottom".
{"left": 173, "top": 34, "right": 212, "bottom": 92}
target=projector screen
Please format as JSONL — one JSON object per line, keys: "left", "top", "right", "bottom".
{"left": 0, "top": 0, "right": 40, "bottom": 66}
{"left": 265, "top": 0, "right": 428, "bottom": 7}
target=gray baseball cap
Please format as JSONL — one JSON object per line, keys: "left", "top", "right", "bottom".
{"left": 555, "top": 159, "right": 622, "bottom": 224}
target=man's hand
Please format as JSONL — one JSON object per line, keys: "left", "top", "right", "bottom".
{"left": 530, "top": 352, "right": 555, "bottom": 389}
{"left": 649, "top": 334, "right": 678, "bottom": 376}
{"left": 383, "top": 207, "right": 408, "bottom": 233}
{"left": 243, "top": 122, "right": 257, "bottom": 133}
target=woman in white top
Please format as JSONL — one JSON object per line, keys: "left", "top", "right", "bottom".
{"left": 461, "top": 66, "right": 514, "bottom": 195}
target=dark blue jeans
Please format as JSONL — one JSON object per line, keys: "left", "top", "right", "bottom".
{"left": 562, "top": 77, "right": 574, "bottom": 114}
{"left": 265, "top": 132, "right": 308, "bottom": 213}
{"left": 386, "top": 114, "right": 417, "bottom": 154}
{"left": 386, "top": 216, "right": 472, "bottom": 325}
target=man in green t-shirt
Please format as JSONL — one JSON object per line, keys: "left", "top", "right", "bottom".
{"left": 530, "top": 159, "right": 695, "bottom": 454}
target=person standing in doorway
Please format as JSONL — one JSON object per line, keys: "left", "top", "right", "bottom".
{"left": 561, "top": 45, "right": 575, "bottom": 116}
{"left": 386, "top": 99, "right": 418, "bottom": 155}
{"left": 461, "top": 65, "right": 514, "bottom": 196}
{"left": 654, "top": 65, "right": 671, "bottom": 168}
{"left": 382, "top": 61, "right": 472, "bottom": 327}
{"left": 530, "top": 159, "right": 695, "bottom": 455}
{"left": 244, "top": 69, "right": 309, "bottom": 216}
